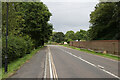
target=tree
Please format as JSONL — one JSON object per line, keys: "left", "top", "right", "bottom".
{"left": 89, "top": 2, "right": 120, "bottom": 40}
{"left": 65, "top": 30, "right": 76, "bottom": 41}
{"left": 52, "top": 32, "right": 65, "bottom": 43}
{"left": 2, "top": 2, "right": 53, "bottom": 64}
{"left": 44, "top": 23, "right": 53, "bottom": 43}
{"left": 75, "top": 31, "right": 81, "bottom": 41}
{"left": 2, "top": 2, "right": 22, "bottom": 36}
{"left": 18, "top": 2, "right": 52, "bottom": 47}
{"left": 75, "top": 29, "right": 88, "bottom": 41}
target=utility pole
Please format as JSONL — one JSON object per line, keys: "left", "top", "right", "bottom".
{"left": 5, "top": 2, "right": 9, "bottom": 73}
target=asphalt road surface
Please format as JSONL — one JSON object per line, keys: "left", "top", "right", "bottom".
{"left": 48, "top": 45, "right": 119, "bottom": 79}
{"left": 10, "top": 45, "right": 119, "bottom": 79}
{"left": 11, "top": 47, "right": 47, "bottom": 78}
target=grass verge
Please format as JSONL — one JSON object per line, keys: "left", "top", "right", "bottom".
{"left": 61, "top": 44, "right": 120, "bottom": 61}
{"left": 1, "top": 46, "right": 43, "bottom": 79}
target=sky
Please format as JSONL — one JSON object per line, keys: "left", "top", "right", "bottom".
{"left": 41, "top": 0, "right": 99, "bottom": 33}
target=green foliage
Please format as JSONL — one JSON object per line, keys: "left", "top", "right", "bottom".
{"left": 2, "top": 2, "right": 53, "bottom": 47}
{"left": 65, "top": 30, "right": 76, "bottom": 41}
{"left": 44, "top": 23, "right": 53, "bottom": 43}
{"left": 2, "top": 47, "right": 42, "bottom": 79}
{"left": 2, "top": 2, "right": 23, "bottom": 36}
{"left": 50, "top": 29, "right": 89, "bottom": 43}
{"left": 75, "top": 29, "right": 89, "bottom": 41}
{"left": 67, "top": 39, "right": 73, "bottom": 43}
{"left": 52, "top": 32, "right": 65, "bottom": 43}
{"left": 62, "top": 44, "right": 120, "bottom": 61}
{"left": 18, "top": 2, "right": 52, "bottom": 47}
{"left": 2, "top": 2, "right": 52, "bottom": 66}
{"left": 89, "top": 2, "right": 120, "bottom": 40}
{"left": 2, "top": 36, "right": 33, "bottom": 64}
{"left": 64, "top": 30, "right": 89, "bottom": 43}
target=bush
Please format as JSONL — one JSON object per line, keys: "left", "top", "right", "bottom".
{"left": 67, "top": 39, "right": 73, "bottom": 44}
{"left": 2, "top": 35, "right": 33, "bottom": 64}
{"left": 23, "top": 35, "right": 34, "bottom": 54}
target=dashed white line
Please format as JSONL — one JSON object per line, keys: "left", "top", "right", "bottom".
{"left": 78, "top": 57, "right": 97, "bottom": 67}
{"left": 59, "top": 46, "right": 119, "bottom": 62}
{"left": 97, "top": 65, "right": 104, "bottom": 69}
{"left": 102, "top": 69, "right": 120, "bottom": 79}
{"left": 59, "top": 48, "right": 97, "bottom": 68}
{"left": 58, "top": 47, "right": 120, "bottom": 79}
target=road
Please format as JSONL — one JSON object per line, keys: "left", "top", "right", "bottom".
{"left": 10, "top": 45, "right": 119, "bottom": 79}
{"left": 10, "top": 47, "right": 47, "bottom": 78}
{"left": 47, "top": 45, "right": 119, "bottom": 79}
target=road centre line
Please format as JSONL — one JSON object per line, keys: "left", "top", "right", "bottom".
{"left": 48, "top": 46, "right": 53, "bottom": 80}
{"left": 58, "top": 47, "right": 120, "bottom": 79}
{"left": 48, "top": 46, "right": 58, "bottom": 80}
{"left": 44, "top": 50, "right": 48, "bottom": 79}
{"left": 50, "top": 50, "right": 58, "bottom": 79}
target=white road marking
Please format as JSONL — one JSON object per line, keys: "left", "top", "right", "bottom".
{"left": 44, "top": 52, "right": 48, "bottom": 79}
{"left": 48, "top": 46, "right": 53, "bottom": 80}
{"left": 59, "top": 46, "right": 119, "bottom": 62}
{"left": 59, "top": 48, "right": 97, "bottom": 68}
{"left": 97, "top": 65, "right": 104, "bottom": 69}
{"left": 51, "top": 51, "right": 58, "bottom": 80}
{"left": 102, "top": 69, "right": 120, "bottom": 79}
{"left": 48, "top": 46, "right": 58, "bottom": 80}
{"left": 78, "top": 57, "right": 97, "bottom": 67}
{"left": 58, "top": 47, "right": 120, "bottom": 79}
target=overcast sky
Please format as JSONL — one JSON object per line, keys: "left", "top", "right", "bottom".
{"left": 41, "top": 0, "right": 99, "bottom": 33}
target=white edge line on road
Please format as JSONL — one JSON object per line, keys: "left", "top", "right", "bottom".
{"left": 58, "top": 47, "right": 120, "bottom": 79}
{"left": 59, "top": 46, "right": 119, "bottom": 62}
{"left": 44, "top": 50, "right": 48, "bottom": 79}
{"left": 48, "top": 46, "right": 53, "bottom": 80}
{"left": 102, "top": 69, "right": 120, "bottom": 79}
{"left": 97, "top": 65, "right": 104, "bottom": 69}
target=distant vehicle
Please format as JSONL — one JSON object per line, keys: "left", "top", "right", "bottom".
{"left": 64, "top": 42, "right": 68, "bottom": 44}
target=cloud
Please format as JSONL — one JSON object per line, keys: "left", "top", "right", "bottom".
{"left": 42, "top": 1, "right": 99, "bottom": 33}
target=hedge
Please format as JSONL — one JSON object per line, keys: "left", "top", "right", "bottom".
{"left": 2, "top": 35, "right": 33, "bottom": 64}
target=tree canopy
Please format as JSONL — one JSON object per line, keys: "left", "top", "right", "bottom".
{"left": 89, "top": 2, "right": 120, "bottom": 40}
{"left": 18, "top": 2, "right": 53, "bottom": 47}
{"left": 65, "top": 30, "right": 76, "bottom": 40}
{"left": 52, "top": 32, "right": 65, "bottom": 43}
{"left": 2, "top": 2, "right": 53, "bottom": 47}
{"left": 75, "top": 29, "right": 88, "bottom": 41}
{"left": 2, "top": 2, "right": 53, "bottom": 63}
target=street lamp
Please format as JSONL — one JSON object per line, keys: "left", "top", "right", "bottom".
{"left": 5, "top": 2, "right": 9, "bottom": 73}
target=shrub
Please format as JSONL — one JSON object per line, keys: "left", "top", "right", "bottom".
{"left": 23, "top": 35, "right": 34, "bottom": 54}
{"left": 67, "top": 39, "right": 73, "bottom": 44}
{"left": 2, "top": 35, "right": 33, "bottom": 64}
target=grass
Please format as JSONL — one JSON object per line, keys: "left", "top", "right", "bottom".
{"left": 61, "top": 44, "right": 120, "bottom": 61}
{"left": 1, "top": 46, "right": 43, "bottom": 79}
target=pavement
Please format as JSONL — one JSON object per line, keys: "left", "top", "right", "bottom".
{"left": 9, "top": 45, "right": 120, "bottom": 79}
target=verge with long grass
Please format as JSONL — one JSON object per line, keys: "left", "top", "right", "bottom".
{"left": 1, "top": 47, "right": 43, "bottom": 79}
